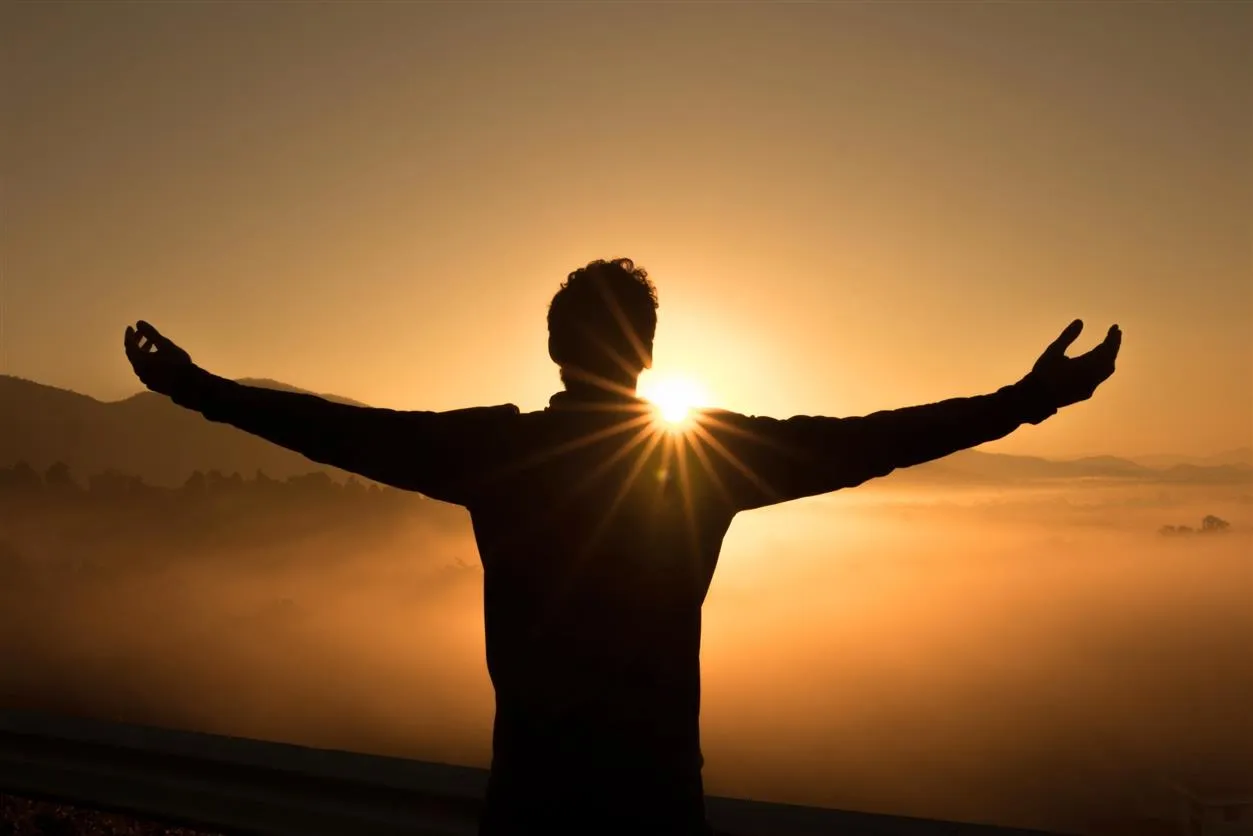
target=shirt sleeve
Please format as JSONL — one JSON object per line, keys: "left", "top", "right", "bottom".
{"left": 690, "top": 381, "right": 1058, "bottom": 512}
{"left": 169, "top": 370, "right": 519, "bottom": 506}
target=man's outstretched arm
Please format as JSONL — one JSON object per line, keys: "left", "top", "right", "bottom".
{"left": 700, "top": 320, "right": 1122, "bottom": 510}
{"left": 123, "top": 320, "right": 513, "bottom": 501}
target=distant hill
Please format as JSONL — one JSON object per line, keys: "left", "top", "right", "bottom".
{"left": 2, "top": 375, "right": 1250, "bottom": 489}
{"left": 232, "top": 378, "right": 369, "bottom": 407}
{"left": 0, "top": 375, "right": 375, "bottom": 488}
{"left": 888, "top": 449, "right": 1252, "bottom": 486}
{"left": 1131, "top": 447, "right": 1253, "bottom": 468}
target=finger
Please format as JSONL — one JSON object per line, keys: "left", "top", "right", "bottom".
{"left": 125, "top": 323, "right": 160, "bottom": 365}
{"left": 125, "top": 325, "right": 146, "bottom": 357}
{"left": 1076, "top": 331, "right": 1122, "bottom": 390}
{"left": 138, "top": 320, "right": 185, "bottom": 358}
{"left": 136, "top": 320, "right": 165, "bottom": 348}
{"left": 1046, "top": 319, "right": 1084, "bottom": 358}
{"left": 1097, "top": 324, "right": 1121, "bottom": 363}
{"left": 146, "top": 324, "right": 188, "bottom": 361}
{"left": 128, "top": 323, "right": 152, "bottom": 352}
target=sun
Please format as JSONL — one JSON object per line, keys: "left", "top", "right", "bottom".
{"left": 638, "top": 372, "right": 710, "bottom": 430}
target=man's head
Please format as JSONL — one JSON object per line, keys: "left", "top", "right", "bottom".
{"left": 548, "top": 258, "right": 658, "bottom": 392}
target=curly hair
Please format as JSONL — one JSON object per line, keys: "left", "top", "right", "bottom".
{"left": 547, "top": 258, "right": 659, "bottom": 384}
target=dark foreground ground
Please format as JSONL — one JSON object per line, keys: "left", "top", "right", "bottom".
{"left": 0, "top": 793, "right": 224, "bottom": 836}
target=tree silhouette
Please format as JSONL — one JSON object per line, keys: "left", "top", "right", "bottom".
{"left": 1161, "top": 515, "right": 1232, "bottom": 536}
{"left": 1, "top": 458, "right": 422, "bottom": 523}
{"left": 1201, "top": 515, "right": 1230, "bottom": 533}
{"left": 183, "top": 470, "right": 206, "bottom": 497}
{"left": 44, "top": 461, "right": 78, "bottom": 494}
{"left": 1, "top": 460, "right": 42, "bottom": 494}
{"left": 88, "top": 468, "right": 150, "bottom": 499}
{"left": 205, "top": 469, "right": 227, "bottom": 494}
{"left": 286, "top": 471, "right": 337, "bottom": 497}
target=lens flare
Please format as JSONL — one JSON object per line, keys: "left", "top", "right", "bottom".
{"left": 639, "top": 373, "right": 709, "bottom": 429}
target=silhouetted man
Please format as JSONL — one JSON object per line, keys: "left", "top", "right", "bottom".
{"left": 124, "top": 258, "right": 1121, "bottom": 835}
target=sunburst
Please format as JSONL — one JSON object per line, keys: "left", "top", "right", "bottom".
{"left": 638, "top": 372, "right": 709, "bottom": 430}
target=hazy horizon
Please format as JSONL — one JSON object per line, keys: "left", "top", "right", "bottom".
{"left": 3, "top": 372, "right": 1251, "bottom": 467}
{"left": 2, "top": 477, "right": 1249, "bottom": 835}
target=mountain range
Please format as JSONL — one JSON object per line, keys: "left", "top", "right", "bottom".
{"left": 2, "top": 375, "right": 1250, "bottom": 489}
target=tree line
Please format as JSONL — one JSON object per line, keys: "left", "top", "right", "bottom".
{"left": 0, "top": 460, "right": 401, "bottom": 503}
{"left": 1158, "top": 515, "right": 1232, "bottom": 536}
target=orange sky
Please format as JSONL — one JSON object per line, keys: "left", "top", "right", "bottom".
{"left": 3, "top": 2, "right": 1250, "bottom": 459}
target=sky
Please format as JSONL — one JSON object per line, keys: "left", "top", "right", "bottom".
{"left": 3, "top": 1, "right": 1250, "bottom": 459}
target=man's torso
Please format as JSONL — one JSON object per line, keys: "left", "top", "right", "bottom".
{"left": 461, "top": 395, "right": 740, "bottom": 801}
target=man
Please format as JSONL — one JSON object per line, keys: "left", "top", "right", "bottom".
{"left": 124, "top": 257, "right": 1121, "bottom": 835}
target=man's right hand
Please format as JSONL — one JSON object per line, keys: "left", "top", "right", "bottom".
{"left": 124, "top": 320, "right": 202, "bottom": 399}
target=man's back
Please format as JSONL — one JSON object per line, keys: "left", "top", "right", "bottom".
{"left": 464, "top": 391, "right": 736, "bottom": 831}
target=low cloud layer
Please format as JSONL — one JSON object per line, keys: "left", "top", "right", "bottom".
{"left": 2, "top": 480, "right": 1249, "bottom": 834}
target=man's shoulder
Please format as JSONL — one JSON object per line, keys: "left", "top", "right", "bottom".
{"left": 693, "top": 406, "right": 745, "bottom": 420}
{"left": 691, "top": 406, "right": 757, "bottom": 431}
{"left": 441, "top": 403, "right": 522, "bottom": 419}
{"left": 429, "top": 404, "right": 522, "bottom": 439}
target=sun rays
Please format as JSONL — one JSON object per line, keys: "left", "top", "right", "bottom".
{"left": 472, "top": 372, "right": 775, "bottom": 551}
{"left": 638, "top": 372, "right": 710, "bottom": 430}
